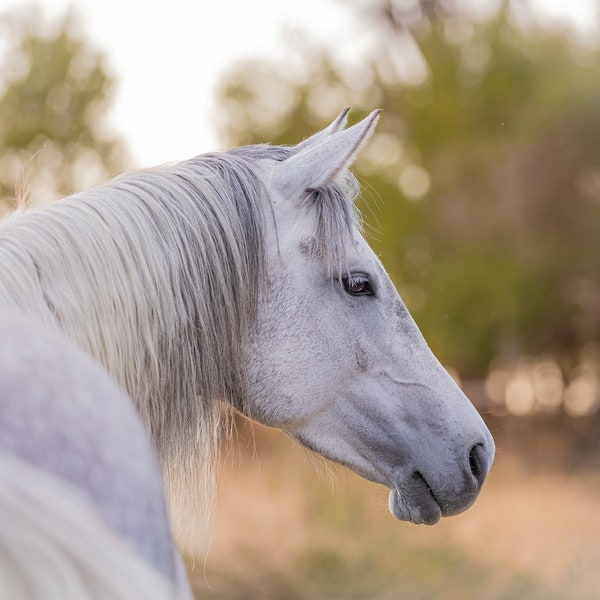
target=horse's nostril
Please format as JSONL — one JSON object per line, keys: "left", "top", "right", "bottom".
{"left": 468, "top": 444, "right": 486, "bottom": 486}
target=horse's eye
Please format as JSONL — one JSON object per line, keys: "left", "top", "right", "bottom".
{"left": 344, "top": 274, "right": 373, "bottom": 296}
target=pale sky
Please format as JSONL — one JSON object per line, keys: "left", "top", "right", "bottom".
{"left": 0, "top": 0, "right": 596, "bottom": 168}
{"left": 0, "top": 0, "right": 360, "bottom": 167}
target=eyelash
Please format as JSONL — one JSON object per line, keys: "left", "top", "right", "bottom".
{"left": 343, "top": 273, "right": 374, "bottom": 297}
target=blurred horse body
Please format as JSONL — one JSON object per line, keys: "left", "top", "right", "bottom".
{"left": 0, "top": 309, "right": 191, "bottom": 599}
{"left": 0, "top": 109, "right": 493, "bottom": 597}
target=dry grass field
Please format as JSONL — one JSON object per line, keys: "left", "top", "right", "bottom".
{"left": 181, "top": 419, "right": 600, "bottom": 600}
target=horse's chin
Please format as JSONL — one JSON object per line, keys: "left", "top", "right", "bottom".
{"left": 388, "top": 475, "right": 442, "bottom": 526}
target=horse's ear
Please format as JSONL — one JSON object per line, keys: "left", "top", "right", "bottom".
{"left": 293, "top": 107, "right": 351, "bottom": 153}
{"left": 275, "top": 109, "right": 380, "bottom": 197}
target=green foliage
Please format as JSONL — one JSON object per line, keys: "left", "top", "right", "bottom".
{"left": 0, "top": 6, "right": 126, "bottom": 208}
{"left": 421, "top": 248, "right": 551, "bottom": 371}
{"left": 216, "top": 1, "right": 600, "bottom": 374}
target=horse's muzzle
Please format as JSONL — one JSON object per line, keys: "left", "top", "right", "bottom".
{"left": 388, "top": 434, "right": 495, "bottom": 525}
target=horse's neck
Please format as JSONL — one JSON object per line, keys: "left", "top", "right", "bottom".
{"left": 0, "top": 197, "right": 166, "bottom": 358}
{"left": 0, "top": 159, "right": 264, "bottom": 471}
{"left": 0, "top": 191, "right": 210, "bottom": 456}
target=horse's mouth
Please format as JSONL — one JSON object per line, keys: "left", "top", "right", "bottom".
{"left": 388, "top": 472, "right": 442, "bottom": 525}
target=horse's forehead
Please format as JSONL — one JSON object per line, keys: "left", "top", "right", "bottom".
{"left": 294, "top": 231, "right": 384, "bottom": 283}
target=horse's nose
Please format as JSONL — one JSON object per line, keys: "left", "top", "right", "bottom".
{"left": 468, "top": 441, "right": 493, "bottom": 488}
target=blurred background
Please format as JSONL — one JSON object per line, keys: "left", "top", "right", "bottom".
{"left": 1, "top": 0, "right": 599, "bottom": 598}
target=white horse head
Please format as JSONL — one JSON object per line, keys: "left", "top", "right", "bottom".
{"left": 0, "top": 108, "right": 493, "bottom": 526}
{"left": 242, "top": 110, "right": 495, "bottom": 524}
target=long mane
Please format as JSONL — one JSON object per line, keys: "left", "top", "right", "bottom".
{"left": 0, "top": 143, "right": 360, "bottom": 496}
{"left": 0, "top": 152, "right": 269, "bottom": 477}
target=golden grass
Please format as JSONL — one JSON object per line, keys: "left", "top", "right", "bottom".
{"left": 183, "top": 422, "right": 600, "bottom": 599}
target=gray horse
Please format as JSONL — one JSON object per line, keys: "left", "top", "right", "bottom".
{"left": 0, "top": 109, "right": 494, "bottom": 596}
{"left": 0, "top": 309, "right": 191, "bottom": 598}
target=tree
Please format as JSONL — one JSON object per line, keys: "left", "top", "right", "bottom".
{"left": 215, "top": 0, "right": 600, "bottom": 375}
{"left": 0, "top": 6, "right": 127, "bottom": 209}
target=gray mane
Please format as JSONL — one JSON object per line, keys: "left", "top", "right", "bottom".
{"left": 0, "top": 142, "right": 359, "bottom": 491}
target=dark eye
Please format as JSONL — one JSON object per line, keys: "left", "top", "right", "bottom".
{"left": 343, "top": 274, "right": 373, "bottom": 296}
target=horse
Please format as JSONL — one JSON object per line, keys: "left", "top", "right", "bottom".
{"left": 0, "top": 108, "right": 494, "bottom": 595}
{"left": 0, "top": 308, "right": 191, "bottom": 599}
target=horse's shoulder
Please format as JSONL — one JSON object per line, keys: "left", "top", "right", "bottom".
{"left": 0, "top": 307, "right": 178, "bottom": 582}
